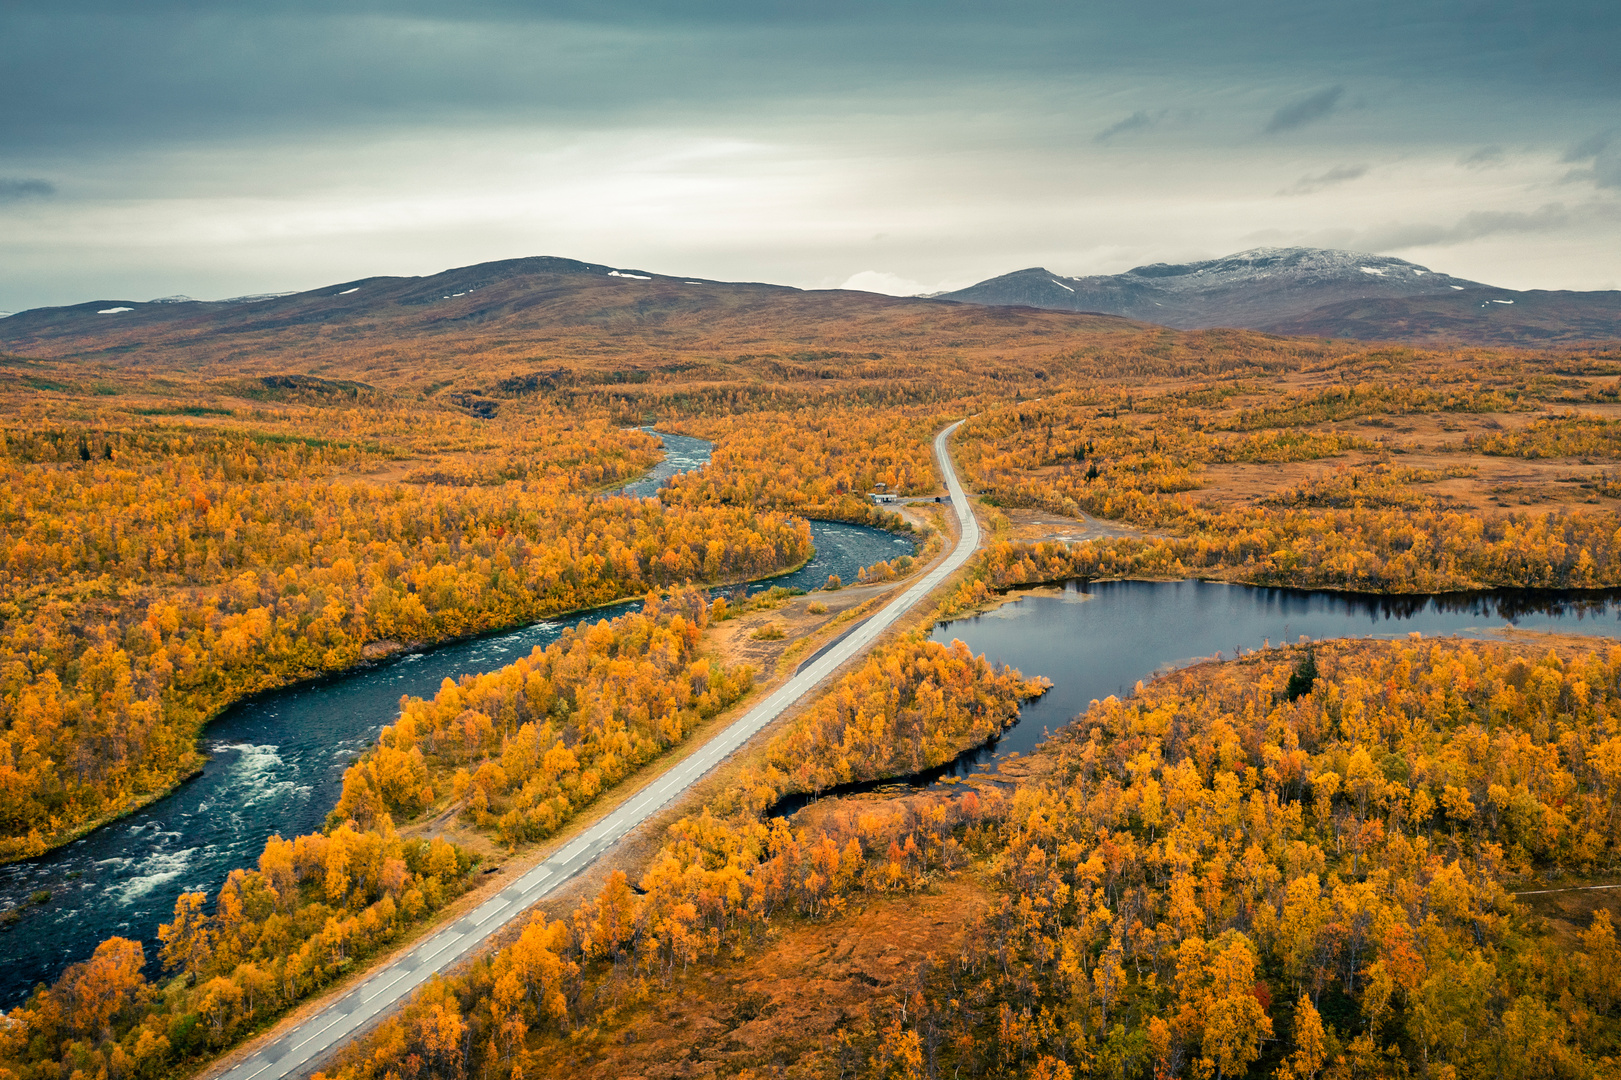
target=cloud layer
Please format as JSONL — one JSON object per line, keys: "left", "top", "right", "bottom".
{"left": 2, "top": 2, "right": 1619, "bottom": 307}
{"left": 1282, "top": 164, "right": 1367, "bottom": 195}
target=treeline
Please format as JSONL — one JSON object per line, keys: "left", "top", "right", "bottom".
{"left": 946, "top": 492, "right": 1621, "bottom": 600}
{"left": 957, "top": 502, "right": 1621, "bottom": 595}
{"left": 0, "top": 415, "right": 811, "bottom": 861}
{"left": 838, "top": 637, "right": 1621, "bottom": 1077}
{"left": 329, "top": 589, "right": 756, "bottom": 849}
{"left": 304, "top": 635, "right": 1046, "bottom": 1080}
{"left": 955, "top": 375, "right": 1621, "bottom": 593}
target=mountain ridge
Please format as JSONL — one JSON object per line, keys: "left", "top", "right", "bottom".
{"left": 0, "top": 254, "right": 1143, "bottom": 376}
{"left": 940, "top": 247, "right": 1489, "bottom": 327}
{"left": 938, "top": 246, "right": 1621, "bottom": 345}
{"left": 0, "top": 256, "right": 820, "bottom": 353}
{"left": 5, "top": 247, "right": 1617, "bottom": 355}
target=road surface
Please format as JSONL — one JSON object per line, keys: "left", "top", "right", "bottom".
{"left": 215, "top": 419, "right": 981, "bottom": 1080}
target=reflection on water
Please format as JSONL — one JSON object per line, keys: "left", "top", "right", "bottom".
{"left": 920, "top": 579, "right": 1621, "bottom": 777}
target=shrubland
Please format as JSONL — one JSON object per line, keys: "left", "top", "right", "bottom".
{"left": 0, "top": 823, "right": 481, "bottom": 1080}
{"left": 0, "top": 621, "right": 1048, "bottom": 1080}
{"left": 304, "top": 633, "right": 1048, "bottom": 1080}
{"left": 0, "top": 401, "right": 811, "bottom": 860}
{"left": 953, "top": 350, "right": 1621, "bottom": 594}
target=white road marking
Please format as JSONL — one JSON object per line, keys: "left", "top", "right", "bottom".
{"left": 213, "top": 420, "right": 979, "bottom": 1080}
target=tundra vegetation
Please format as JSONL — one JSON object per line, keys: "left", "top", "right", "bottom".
{"left": 2, "top": 282, "right": 1621, "bottom": 1078}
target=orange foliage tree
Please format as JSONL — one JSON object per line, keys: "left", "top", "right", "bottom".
{"left": 329, "top": 588, "right": 756, "bottom": 849}
{"left": 0, "top": 418, "right": 810, "bottom": 861}
{"left": 665, "top": 406, "right": 946, "bottom": 525}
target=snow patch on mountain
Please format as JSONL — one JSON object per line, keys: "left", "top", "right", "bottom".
{"left": 941, "top": 247, "right": 1489, "bottom": 330}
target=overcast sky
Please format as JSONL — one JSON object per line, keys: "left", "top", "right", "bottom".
{"left": 2, "top": 0, "right": 1618, "bottom": 311}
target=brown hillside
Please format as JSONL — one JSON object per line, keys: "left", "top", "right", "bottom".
{"left": 0, "top": 260, "right": 1145, "bottom": 385}
{"left": 1263, "top": 288, "right": 1621, "bottom": 347}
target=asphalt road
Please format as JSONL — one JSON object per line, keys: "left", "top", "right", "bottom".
{"left": 215, "top": 419, "right": 981, "bottom": 1080}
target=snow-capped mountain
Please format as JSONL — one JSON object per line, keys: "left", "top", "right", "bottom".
{"left": 939, "top": 247, "right": 1490, "bottom": 329}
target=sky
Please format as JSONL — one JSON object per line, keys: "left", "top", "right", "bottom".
{"left": 1, "top": 0, "right": 1618, "bottom": 312}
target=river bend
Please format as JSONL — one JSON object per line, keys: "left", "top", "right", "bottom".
{"left": 0, "top": 431, "right": 910, "bottom": 1004}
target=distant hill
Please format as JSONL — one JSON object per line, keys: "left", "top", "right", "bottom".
{"left": 939, "top": 247, "right": 1621, "bottom": 346}
{"left": 7, "top": 250, "right": 1616, "bottom": 369}
{"left": 0, "top": 256, "right": 741, "bottom": 352}
{"left": 0, "top": 255, "right": 1144, "bottom": 379}
{"left": 1261, "top": 288, "right": 1621, "bottom": 346}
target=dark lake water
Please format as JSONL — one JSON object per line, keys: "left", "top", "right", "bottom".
{"left": 0, "top": 430, "right": 911, "bottom": 1005}
{"left": 928, "top": 579, "right": 1621, "bottom": 772}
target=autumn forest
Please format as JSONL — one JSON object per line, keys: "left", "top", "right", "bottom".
{"left": 4, "top": 267, "right": 1621, "bottom": 1080}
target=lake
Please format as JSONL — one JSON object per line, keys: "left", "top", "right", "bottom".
{"left": 929, "top": 579, "right": 1621, "bottom": 771}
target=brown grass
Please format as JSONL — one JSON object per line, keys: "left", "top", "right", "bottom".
{"left": 524, "top": 875, "right": 990, "bottom": 1080}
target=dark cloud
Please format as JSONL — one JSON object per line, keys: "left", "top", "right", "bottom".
{"left": 0, "top": 179, "right": 55, "bottom": 201}
{"left": 1264, "top": 85, "right": 1344, "bottom": 134}
{"left": 1563, "top": 131, "right": 1613, "bottom": 162}
{"left": 4, "top": 3, "right": 1620, "bottom": 155}
{"left": 3, "top": 0, "right": 1621, "bottom": 306}
{"left": 1094, "top": 110, "right": 1160, "bottom": 143}
{"left": 1460, "top": 145, "right": 1505, "bottom": 168}
{"left": 1282, "top": 163, "right": 1367, "bottom": 195}
{"left": 1561, "top": 131, "right": 1620, "bottom": 188}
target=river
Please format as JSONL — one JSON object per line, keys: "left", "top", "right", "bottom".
{"left": 30, "top": 436, "right": 1605, "bottom": 1001}
{"left": 0, "top": 431, "right": 911, "bottom": 1005}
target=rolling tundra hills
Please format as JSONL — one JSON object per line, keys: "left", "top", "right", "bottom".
{"left": 4, "top": 249, "right": 1616, "bottom": 380}
{"left": 0, "top": 255, "right": 1142, "bottom": 384}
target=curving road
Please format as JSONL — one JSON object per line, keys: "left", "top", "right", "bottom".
{"left": 215, "top": 420, "right": 980, "bottom": 1080}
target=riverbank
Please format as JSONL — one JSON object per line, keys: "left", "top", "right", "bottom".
{"left": 0, "top": 517, "right": 915, "bottom": 1005}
